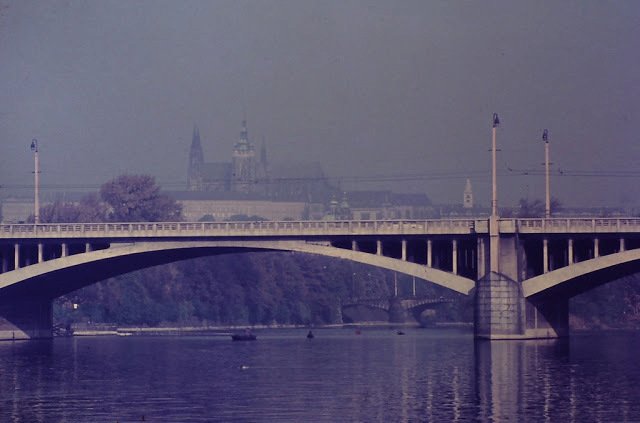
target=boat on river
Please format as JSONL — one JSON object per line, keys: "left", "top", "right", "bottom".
{"left": 231, "top": 331, "right": 256, "bottom": 341}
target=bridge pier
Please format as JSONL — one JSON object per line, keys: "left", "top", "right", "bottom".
{"left": 475, "top": 230, "right": 569, "bottom": 339}
{"left": 0, "top": 298, "right": 53, "bottom": 340}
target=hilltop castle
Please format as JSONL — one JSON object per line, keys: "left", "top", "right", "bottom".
{"left": 187, "top": 121, "right": 332, "bottom": 202}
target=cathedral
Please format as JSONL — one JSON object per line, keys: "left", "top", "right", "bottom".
{"left": 187, "top": 121, "right": 332, "bottom": 202}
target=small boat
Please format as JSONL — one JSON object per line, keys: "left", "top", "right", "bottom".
{"left": 306, "top": 330, "right": 314, "bottom": 339}
{"left": 396, "top": 330, "right": 405, "bottom": 336}
{"left": 231, "top": 331, "right": 256, "bottom": 341}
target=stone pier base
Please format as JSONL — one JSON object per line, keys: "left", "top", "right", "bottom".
{"left": 474, "top": 272, "right": 568, "bottom": 339}
{"left": 0, "top": 298, "right": 53, "bottom": 340}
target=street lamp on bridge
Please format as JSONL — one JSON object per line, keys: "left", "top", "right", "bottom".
{"left": 491, "top": 113, "right": 500, "bottom": 218}
{"left": 30, "top": 139, "right": 40, "bottom": 224}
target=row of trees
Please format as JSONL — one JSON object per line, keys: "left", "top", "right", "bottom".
{"left": 34, "top": 174, "right": 182, "bottom": 223}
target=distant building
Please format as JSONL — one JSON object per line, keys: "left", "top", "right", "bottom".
{"left": 187, "top": 121, "right": 332, "bottom": 203}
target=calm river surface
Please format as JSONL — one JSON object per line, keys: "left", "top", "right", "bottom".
{"left": 1, "top": 328, "right": 639, "bottom": 422}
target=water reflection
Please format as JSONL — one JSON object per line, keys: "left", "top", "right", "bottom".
{"left": 0, "top": 330, "right": 639, "bottom": 422}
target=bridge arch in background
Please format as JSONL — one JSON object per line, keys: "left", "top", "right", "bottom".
{"left": 0, "top": 240, "right": 475, "bottom": 300}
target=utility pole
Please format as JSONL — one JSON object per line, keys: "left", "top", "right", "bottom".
{"left": 30, "top": 139, "right": 40, "bottom": 224}
{"left": 542, "top": 129, "right": 551, "bottom": 218}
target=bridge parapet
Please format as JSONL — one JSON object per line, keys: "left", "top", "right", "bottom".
{"left": 513, "top": 218, "right": 640, "bottom": 234}
{"left": 0, "top": 218, "right": 480, "bottom": 240}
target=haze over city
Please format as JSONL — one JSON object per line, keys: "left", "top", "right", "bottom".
{"left": 1, "top": 1, "right": 638, "bottom": 208}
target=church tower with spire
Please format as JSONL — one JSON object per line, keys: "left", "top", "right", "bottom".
{"left": 232, "top": 120, "right": 257, "bottom": 193}
{"left": 463, "top": 178, "right": 474, "bottom": 209}
{"left": 188, "top": 125, "right": 204, "bottom": 191}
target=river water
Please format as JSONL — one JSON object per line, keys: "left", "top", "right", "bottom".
{"left": 0, "top": 328, "right": 639, "bottom": 422}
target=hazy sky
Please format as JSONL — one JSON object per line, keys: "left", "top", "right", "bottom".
{"left": 1, "top": 1, "right": 639, "bottom": 208}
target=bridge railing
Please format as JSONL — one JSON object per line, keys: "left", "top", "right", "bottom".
{"left": 0, "top": 218, "right": 480, "bottom": 239}
{"left": 515, "top": 218, "right": 640, "bottom": 233}
{"left": 3, "top": 217, "right": 637, "bottom": 239}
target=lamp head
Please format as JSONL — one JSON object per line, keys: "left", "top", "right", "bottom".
{"left": 542, "top": 129, "right": 549, "bottom": 143}
{"left": 30, "top": 139, "right": 38, "bottom": 152}
{"left": 492, "top": 113, "right": 500, "bottom": 128}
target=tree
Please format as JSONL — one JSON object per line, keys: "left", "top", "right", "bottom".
{"left": 516, "top": 197, "right": 562, "bottom": 218}
{"left": 100, "top": 174, "right": 182, "bottom": 222}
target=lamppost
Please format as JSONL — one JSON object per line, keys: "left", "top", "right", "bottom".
{"left": 542, "top": 129, "right": 551, "bottom": 218}
{"left": 491, "top": 113, "right": 500, "bottom": 218}
{"left": 489, "top": 113, "right": 500, "bottom": 273}
{"left": 30, "top": 139, "right": 40, "bottom": 224}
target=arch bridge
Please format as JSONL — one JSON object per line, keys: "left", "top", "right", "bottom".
{"left": 0, "top": 217, "right": 639, "bottom": 340}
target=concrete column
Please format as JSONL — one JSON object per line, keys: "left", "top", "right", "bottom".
{"left": 14, "top": 244, "right": 20, "bottom": 270}
{"left": 61, "top": 243, "right": 69, "bottom": 257}
{"left": 477, "top": 237, "right": 486, "bottom": 278}
{"left": 452, "top": 239, "right": 458, "bottom": 275}
{"left": 619, "top": 238, "right": 626, "bottom": 253}
{"left": 568, "top": 239, "right": 574, "bottom": 265}
{"left": 594, "top": 238, "right": 599, "bottom": 258}
{"left": 401, "top": 240, "right": 407, "bottom": 261}
{"left": 376, "top": 240, "right": 382, "bottom": 256}
{"left": 427, "top": 239, "right": 433, "bottom": 268}
{"left": 351, "top": 240, "right": 358, "bottom": 252}
{"left": 489, "top": 216, "right": 500, "bottom": 273}
{"left": 37, "top": 243, "right": 44, "bottom": 263}
{"left": 543, "top": 238, "right": 549, "bottom": 274}
{"left": 1, "top": 254, "right": 7, "bottom": 273}
{"left": 85, "top": 243, "right": 92, "bottom": 253}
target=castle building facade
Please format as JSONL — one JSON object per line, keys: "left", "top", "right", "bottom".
{"left": 187, "top": 121, "right": 333, "bottom": 204}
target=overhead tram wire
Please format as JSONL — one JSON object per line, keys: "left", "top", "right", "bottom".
{"left": 2, "top": 168, "right": 638, "bottom": 194}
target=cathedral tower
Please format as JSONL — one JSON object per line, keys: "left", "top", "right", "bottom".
{"left": 188, "top": 125, "right": 204, "bottom": 191}
{"left": 463, "top": 178, "right": 473, "bottom": 209}
{"left": 232, "top": 120, "right": 257, "bottom": 193}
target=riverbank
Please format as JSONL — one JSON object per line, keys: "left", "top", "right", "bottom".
{"left": 68, "top": 321, "right": 437, "bottom": 337}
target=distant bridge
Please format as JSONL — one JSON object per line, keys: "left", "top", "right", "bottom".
{"left": 342, "top": 296, "right": 455, "bottom": 323}
{"left": 0, "top": 217, "right": 639, "bottom": 340}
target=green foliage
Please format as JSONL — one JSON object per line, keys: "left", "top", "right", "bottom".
{"left": 515, "top": 197, "right": 562, "bottom": 218}
{"left": 100, "top": 174, "right": 182, "bottom": 222}
{"left": 228, "top": 214, "right": 267, "bottom": 221}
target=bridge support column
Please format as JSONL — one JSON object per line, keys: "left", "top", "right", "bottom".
{"left": 1, "top": 254, "right": 7, "bottom": 273}
{"left": 376, "top": 240, "right": 382, "bottom": 256}
{"left": 568, "top": 239, "right": 574, "bottom": 264}
{"left": 388, "top": 297, "right": 407, "bottom": 323}
{"left": 85, "top": 243, "right": 93, "bottom": 253}
{"left": 62, "top": 243, "right": 69, "bottom": 257}
{"left": 38, "top": 243, "right": 44, "bottom": 263}
{"left": 594, "top": 238, "right": 599, "bottom": 258}
{"left": 619, "top": 238, "right": 625, "bottom": 253}
{"left": 426, "top": 239, "right": 432, "bottom": 267}
{"left": 401, "top": 240, "right": 407, "bottom": 261}
{"left": 452, "top": 239, "right": 458, "bottom": 275}
{"left": 543, "top": 238, "right": 549, "bottom": 273}
{"left": 0, "top": 298, "right": 53, "bottom": 340}
{"left": 14, "top": 244, "right": 20, "bottom": 270}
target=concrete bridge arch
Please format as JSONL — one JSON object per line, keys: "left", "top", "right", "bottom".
{"left": 0, "top": 239, "right": 474, "bottom": 304}
{"left": 523, "top": 249, "right": 640, "bottom": 299}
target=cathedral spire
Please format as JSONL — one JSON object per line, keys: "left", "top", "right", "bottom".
{"left": 240, "top": 120, "right": 248, "bottom": 143}
{"left": 188, "top": 124, "right": 205, "bottom": 190}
